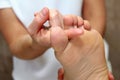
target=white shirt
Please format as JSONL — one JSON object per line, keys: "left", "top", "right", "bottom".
{"left": 0, "top": 0, "right": 83, "bottom": 80}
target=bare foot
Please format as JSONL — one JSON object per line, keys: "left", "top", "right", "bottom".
{"left": 51, "top": 27, "right": 108, "bottom": 80}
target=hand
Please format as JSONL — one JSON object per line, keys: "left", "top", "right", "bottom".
{"left": 108, "top": 72, "right": 114, "bottom": 80}
{"left": 28, "top": 7, "right": 50, "bottom": 49}
{"left": 28, "top": 7, "right": 89, "bottom": 51}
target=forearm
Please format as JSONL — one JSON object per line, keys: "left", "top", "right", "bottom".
{"left": 0, "top": 8, "right": 47, "bottom": 59}
{"left": 82, "top": 0, "right": 106, "bottom": 36}
{"left": 86, "top": 17, "right": 106, "bottom": 36}
{"left": 9, "top": 34, "right": 47, "bottom": 59}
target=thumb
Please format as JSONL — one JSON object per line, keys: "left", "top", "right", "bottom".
{"left": 49, "top": 9, "right": 64, "bottom": 28}
{"left": 108, "top": 72, "right": 114, "bottom": 80}
{"left": 28, "top": 7, "right": 49, "bottom": 35}
{"left": 58, "top": 68, "right": 64, "bottom": 80}
{"left": 65, "top": 27, "right": 84, "bottom": 39}
{"left": 50, "top": 27, "right": 68, "bottom": 55}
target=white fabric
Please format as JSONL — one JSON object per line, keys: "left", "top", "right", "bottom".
{"left": 0, "top": 0, "right": 11, "bottom": 8}
{"left": 13, "top": 48, "right": 61, "bottom": 80}
{"left": 0, "top": 0, "right": 111, "bottom": 80}
{"left": 104, "top": 40, "right": 112, "bottom": 72}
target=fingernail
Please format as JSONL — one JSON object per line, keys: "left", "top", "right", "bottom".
{"left": 41, "top": 7, "right": 48, "bottom": 16}
{"left": 34, "top": 12, "right": 39, "bottom": 16}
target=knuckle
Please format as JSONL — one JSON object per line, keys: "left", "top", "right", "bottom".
{"left": 50, "top": 9, "right": 59, "bottom": 18}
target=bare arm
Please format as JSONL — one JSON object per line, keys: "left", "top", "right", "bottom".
{"left": 0, "top": 8, "right": 85, "bottom": 60}
{"left": 0, "top": 8, "right": 49, "bottom": 59}
{"left": 82, "top": 0, "right": 106, "bottom": 36}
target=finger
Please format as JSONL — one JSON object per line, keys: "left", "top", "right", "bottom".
{"left": 83, "top": 20, "right": 91, "bottom": 30}
{"left": 108, "top": 72, "right": 114, "bottom": 80}
{"left": 28, "top": 7, "right": 49, "bottom": 35}
{"left": 77, "top": 16, "right": 84, "bottom": 27}
{"left": 63, "top": 15, "right": 74, "bottom": 27}
{"left": 34, "top": 12, "right": 39, "bottom": 16}
{"left": 58, "top": 68, "right": 64, "bottom": 80}
{"left": 65, "top": 27, "right": 84, "bottom": 39}
{"left": 50, "top": 27, "right": 68, "bottom": 54}
{"left": 49, "top": 9, "right": 64, "bottom": 28}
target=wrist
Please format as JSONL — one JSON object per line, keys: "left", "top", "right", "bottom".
{"left": 10, "top": 34, "right": 48, "bottom": 59}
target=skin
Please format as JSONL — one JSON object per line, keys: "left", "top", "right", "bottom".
{"left": 0, "top": 3, "right": 113, "bottom": 80}
{"left": 0, "top": 0, "right": 106, "bottom": 59}
{"left": 82, "top": 0, "right": 106, "bottom": 36}
{"left": 50, "top": 20, "right": 108, "bottom": 80}
{"left": 56, "top": 34, "right": 114, "bottom": 80}
{"left": 0, "top": 8, "right": 49, "bottom": 59}
{"left": 0, "top": 7, "right": 90, "bottom": 59}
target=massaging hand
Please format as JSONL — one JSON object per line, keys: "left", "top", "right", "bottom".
{"left": 28, "top": 7, "right": 90, "bottom": 50}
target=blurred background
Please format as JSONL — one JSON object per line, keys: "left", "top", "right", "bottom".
{"left": 0, "top": 0, "right": 120, "bottom": 80}
{"left": 105, "top": 0, "right": 120, "bottom": 79}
